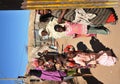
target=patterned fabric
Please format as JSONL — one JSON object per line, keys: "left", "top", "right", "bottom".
{"left": 83, "top": 8, "right": 117, "bottom": 26}
{"left": 52, "top": 9, "right": 75, "bottom": 22}
{"left": 52, "top": 8, "right": 117, "bottom": 26}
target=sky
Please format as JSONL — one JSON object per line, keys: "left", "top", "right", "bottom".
{"left": 0, "top": 10, "right": 30, "bottom": 84}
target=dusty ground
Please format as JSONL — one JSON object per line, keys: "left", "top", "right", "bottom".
{"left": 27, "top": 6, "right": 120, "bottom": 84}
{"left": 56, "top": 7, "right": 120, "bottom": 84}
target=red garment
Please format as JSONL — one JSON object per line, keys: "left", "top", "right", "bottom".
{"left": 66, "top": 61, "right": 76, "bottom": 68}
{"left": 32, "top": 59, "right": 45, "bottom": 70}
{"left": 64, "top": 45, "right": 74, "bottom": 53}
{"left": 106, "top": 14, "right": 116, "bottom": 23}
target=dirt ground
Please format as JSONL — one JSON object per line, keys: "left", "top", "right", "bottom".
{"left": 27, "top": 6, "right": 120, "bottom": 84}
{"left": 56, "top": 7, "right": 120, "bottom": 84}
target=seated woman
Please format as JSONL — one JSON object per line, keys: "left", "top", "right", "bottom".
{"left": 32, "top": 58, "right": 56, "bottom": 71}
{"left": 26, "top": 69, "right": 67, "bottom": 81}
{"left": 72, "top": 52, "right": 97, "bottom": 67}
{"left": 37, "top": 51, "right": 67, "bottom": 70}
{"left": 38, "top": 28, "right": 59, "bottom": 49}
{"left": 64, "top": 45, "right": 97, "bottom": 66}
{"left": 37, "top": 9, "right": 75, "bottom": 23}
{"left": 39, "top": 28, "right": 50, "bottom": 40}
{"left": 66, "top": 49, "right": 117, "bottom": 67}
{"left": 54, "top": 22, "right": 109, "bottom": 38}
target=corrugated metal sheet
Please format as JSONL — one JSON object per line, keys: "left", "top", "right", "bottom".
{"left": 21, "top": 0, "right": 119, "bottom": 9}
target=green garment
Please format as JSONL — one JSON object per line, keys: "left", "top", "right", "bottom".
{"left": 88, "top": 26, "right": 110, "bottom": 35}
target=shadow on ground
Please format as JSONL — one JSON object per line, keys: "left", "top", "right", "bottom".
{"left": 77, "top": 41, "right": 92, "bottom": 53}
{"left": 90, "top": 36, "right": 117, "bottom": 58}
{"left": 80, "top": 68, "right": 103, "bottom": 84}
{"left": 90, "top": 36, "right": 110, "bottom": 53}
{"left": 77, "top": 41, "right": 103, "bottom": 84}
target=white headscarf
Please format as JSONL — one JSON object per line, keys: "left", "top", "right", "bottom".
{"left": 38, "top": 28, "right": 44, "bottom": 36}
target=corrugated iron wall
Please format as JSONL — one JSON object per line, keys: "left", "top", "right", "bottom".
{"left": 21, "top": 0, "right": 119, "bottom": 9}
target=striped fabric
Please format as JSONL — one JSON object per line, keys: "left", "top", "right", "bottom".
{"left": 84, "top": 8, "right": 117, "bottom": 26}
{"left": 51, "top": 8, "right": 117, "bottom": 26}
{"left": 51, "top": 9, "right": 75, "bottom": 22}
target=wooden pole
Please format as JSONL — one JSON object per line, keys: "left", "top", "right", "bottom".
{"left": 0, "top": 78, "right": 24, "bottom": 80}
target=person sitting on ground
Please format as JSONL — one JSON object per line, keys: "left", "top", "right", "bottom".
{"left": 37, "top": 9, "right": 75, "bottom": 23}
{"left": 64, "top": 48, "right": 97, "bottom": 67}
{"left": 37, "top": 51, "right": 66, "bottom": 69}
{"left": 54, "top": 22, "right": 109, "bottom": 38}
{"left": 37, "top": 51, "right": 58, "bottom": 64}
{"left": 66, "top": 49, "right": 117, "bottom": 67}
{"left": 72, "top": 52, "right": 97, "bottom": 67}
{"left": 39, "top": 28, "right": 50, "bottom": 40}
{"left": 32, "top": 58, "right": 56, "bottom": 71}
{"left": 26, "top": 69, "right": 83, "bottom": 82}
{"left": 26, "top": 69, "right": 67, "bottom": 81}
{"left": 38, "top": 28, "right": 59, "bottom": 49}
{"left": 37, "top": 9, "right": 52, "bottom": 22}
{"left": 54, "top": 22, "right": 95, "bottom": 38}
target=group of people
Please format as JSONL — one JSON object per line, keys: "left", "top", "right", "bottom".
{"left": 38, "top": 8, "right": 118, "bottom": 39}
{"left": 26, "top": 44, "right": 117, "bottom": 82}
{"left": 26, "top": 8, "right": 118, "bottom": 83}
